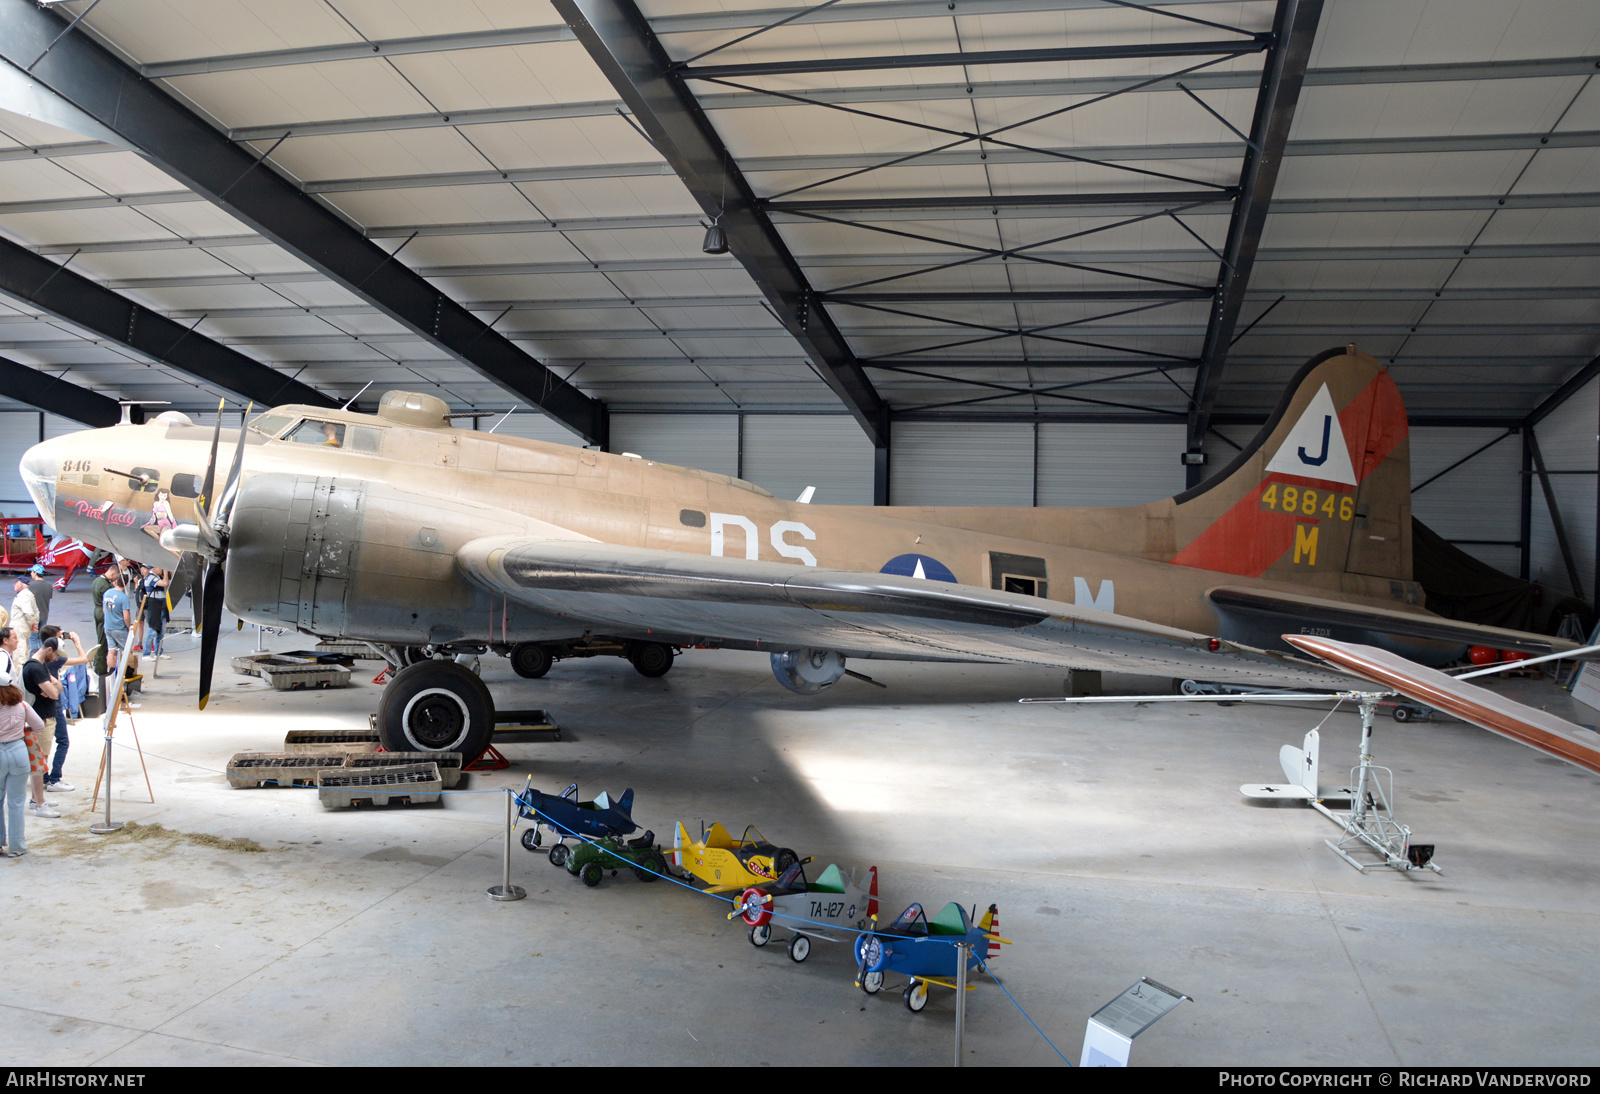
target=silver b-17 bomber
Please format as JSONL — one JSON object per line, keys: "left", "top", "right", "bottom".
{"left": 17, "top": 346, "right": 1600, "bottom": 775}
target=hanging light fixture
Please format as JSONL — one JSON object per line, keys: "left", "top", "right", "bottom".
{"left": 701, "top": 216, "right": 729, "bottom": 255}
{"left": 702, "top": 153, "right": 730, "bottom": 254}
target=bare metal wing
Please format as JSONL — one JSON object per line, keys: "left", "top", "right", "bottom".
{"left": 457, "top": 536, "right": 1353, "bottom": 689}
{"left": 1287, "top": 635, "right": 1600, "bottom": 774}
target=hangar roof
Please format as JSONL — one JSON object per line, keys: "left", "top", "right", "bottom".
{"left": 0, "top": 0, "right": 1596, "bottom": 440}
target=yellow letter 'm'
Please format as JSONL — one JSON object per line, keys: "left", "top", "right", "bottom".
{"left": 1294, "top": 523, "right": 1319, "bottom": 566}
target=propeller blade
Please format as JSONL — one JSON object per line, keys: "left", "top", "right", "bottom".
{"left": 166, "top": 552, "right": 199, "bottom": 608}
{"left": 198, "top": 398, "right": 224, "bottom": 517}
{"left": 219, "top": 401, "right": 252, "bottom": 525}
{"left": 197, "top": 559, "right": 225, "bottom": 710}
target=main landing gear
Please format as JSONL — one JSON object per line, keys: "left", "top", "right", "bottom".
{"left": 505, "top": 638, "right": 676, "bottom": 680}
{"left": 376, "top": 658, "right": 495, "bottom": 761}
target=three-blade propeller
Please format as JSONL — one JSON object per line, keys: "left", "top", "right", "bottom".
{"left": 160, "top": 400, "right": 250, "bottom": 710}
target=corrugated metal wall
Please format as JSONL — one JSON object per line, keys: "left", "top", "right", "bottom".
{"left": 0, "top": 411, "right": 43, "bottom": 510}
{"left": 609, "top": 414, "right": 739, "bottom": 479}
{"left": 1409, "top": 427, "right": 1523, "bottom": 576}
{"left": 475, "top": 410, "right": 584, "bottom": 446}
{"left": 890, "top": 422, "right": 1033, "bottom": 507}
{"left": 1529, "top": 378, "right": 1598, "bottom": 600}
{"left": 741, "top": 415, "right": 875, "bottom": 505}
{"left": 1037, "top": 424, "right": 1186, "bottom": 507}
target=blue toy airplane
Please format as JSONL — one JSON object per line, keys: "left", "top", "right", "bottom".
{"left": 514, "top": 778, "right": 638, "bottom": 848}
{"left": 853, "top": 902, "right": 1011, "bottom": 1013}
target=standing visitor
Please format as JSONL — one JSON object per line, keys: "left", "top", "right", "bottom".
{"left": 27, "top": 563, "right": 52, "bottom": 630}
{"left": 142, "top": 568, "right": 170, "bottom": 660}
{"left": 9, "top": 577, "right": 37, "bottom": 660}
{"left": 0, "top": 666, "right": 41, "bottom": 856}
{"left": 21, "top": 640, "right": 62, "bottom": 817}
{"left": 89, "top": 562, "right": 113, "bottom": 678}
{"left": 35, "top": 626, "right": 87, "bottom": 795}
{"left": 102, "top": 569, "right": 131, "bottom": 675}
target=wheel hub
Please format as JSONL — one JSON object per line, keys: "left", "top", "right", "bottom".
{"left": 402, "top": 687, "right": 469, "bottom": 750}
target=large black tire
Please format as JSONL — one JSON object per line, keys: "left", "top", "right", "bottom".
{"left": 510, "top": 643, "right": 554, "bottom": 679}
{"left": 376, "top": 659, "right": 494, "bottom": 762}
{"left": 629, "top": 642, "right": 675, "bottom": 678}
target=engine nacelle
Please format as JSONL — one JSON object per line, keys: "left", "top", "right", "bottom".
{"left": 771, "top": 648, "right": 848, "bottom": 694}
{"left": 225, "top": 472, "right": 477, "bottom": 643}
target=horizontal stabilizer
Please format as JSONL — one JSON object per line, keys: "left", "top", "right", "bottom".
{"left": 1214, "top": 587, "right": 1590, "bottom": 658}
{"left": 1286, "top": 635, "right": 1600, "bottom": 775}
{"left": 1240, "top": 783, "right": 1315, "bottom": 800}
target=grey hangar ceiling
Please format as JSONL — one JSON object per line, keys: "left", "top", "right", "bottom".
{"left": 0, "top": 0, "right": 1595, "bottom": 462}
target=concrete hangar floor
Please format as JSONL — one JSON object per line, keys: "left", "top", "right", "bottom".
{"left": 6, "top": 587, "right": 1598, "bottom": 1068}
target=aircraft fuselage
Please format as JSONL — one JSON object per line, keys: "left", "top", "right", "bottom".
{"left": 19, "top": 404, "right": 1429, "bottom": 658}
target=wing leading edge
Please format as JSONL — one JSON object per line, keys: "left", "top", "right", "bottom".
{"left": 457, "top": 536, "right": 1353, "bottom": 690}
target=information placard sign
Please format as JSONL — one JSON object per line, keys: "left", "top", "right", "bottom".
{"left": 1079, "top": 977, "right": 1191, "bottom": 1067}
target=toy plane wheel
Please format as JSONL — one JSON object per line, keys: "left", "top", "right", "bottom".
{"left": 548, "top": 845, "right": 569, "bottom": 867}
{"left": 904, "top": 981, "right": 929, "bottom": 1013}
{"left": 749, "top": 924, "right": 771, "bottom": 948}
{"left": 787, "top": 935, "right": 811, "bottom": 963}
{"left": 520, "top": 828, "right": 541, "bottom": 852}
{"left": 859, "top": 971, "right": 882, "bottom": 995}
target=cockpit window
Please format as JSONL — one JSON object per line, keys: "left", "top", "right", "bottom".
{"left": 346, "top": 425, "right": 383, "bottom": 454}
{"left": 248, "top": 412, "right": 293, "bottom": 438}
{"left": 286, "top": 420, "right": 346, "bottom": 448}
{"left": 889, "top": 904, "right": 928, "bottom": 935}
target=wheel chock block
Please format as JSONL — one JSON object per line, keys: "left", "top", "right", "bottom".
{"left": 226, "top": 751, "right": 351, "bottom": 789}
{"left": 317, "top": 763, "right": 442, "bottom": 809}
{"left": 283, "top": 729, "right": 381, "bottom": 754}
{"left": 344, "top": 750, "right": 464, "bottom": 789}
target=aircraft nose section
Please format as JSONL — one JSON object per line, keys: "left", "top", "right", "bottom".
{"left": 19, "top": 439, "right": 59, "bottom": 526}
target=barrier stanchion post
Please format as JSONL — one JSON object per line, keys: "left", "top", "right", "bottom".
{"left": 487, "top": 789, "right": 526, "bottom": 901}
{"left": 89, "top": 628, "right": 138, "bottom": 835}
{"left": 954, "top": 941, "right": 969, "bottom": 1067}
{"left": 89, "top": 723, "right": 122, "bottom": 835}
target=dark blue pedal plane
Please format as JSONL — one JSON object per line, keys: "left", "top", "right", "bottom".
{"left": 515, "top": 778, "right": 639, "bottom": 854}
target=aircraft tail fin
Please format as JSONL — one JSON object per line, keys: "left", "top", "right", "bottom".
{"left": 979, "top": 903, "right": 1006, "bottom": 960}
{"left": 1169, "top": 346, "right": 1413, "bottom": 590}
{"left": 618, "top": 787, "right": 634, "bottom": 816}
{"left": 672, "top": 821, "right": 688, "bottom": 868}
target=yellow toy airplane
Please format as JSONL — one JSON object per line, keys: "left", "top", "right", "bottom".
{"left": 672, "top": 822, "right": 803, "bottom": 894}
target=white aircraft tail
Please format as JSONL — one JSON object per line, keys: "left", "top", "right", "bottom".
{"left": 1242, "top": 728, "right": 1323, "bottom": 800}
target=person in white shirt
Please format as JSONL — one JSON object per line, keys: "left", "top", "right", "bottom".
{"left": 9, "top": 578, "right": 37, "bottom": 660}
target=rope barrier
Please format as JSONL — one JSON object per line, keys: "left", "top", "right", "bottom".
{"left": 975, "top": 954, "right": 1073, "bottom": 1066}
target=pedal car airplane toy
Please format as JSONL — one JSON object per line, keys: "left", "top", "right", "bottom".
{"left": 731, "top": 861, "right": 880, "bottom": 963}
{"left": 673, "top": 822, "right": 801, "bottom": 894}
{"left": 514, "top": 779, "right": 638, "bottom": 848}
{"left": 855, "top": 902, "right": 1010, "bottom": 1013}
{"left": 19, "top": 345, "right": 1596, "bottom": 768}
